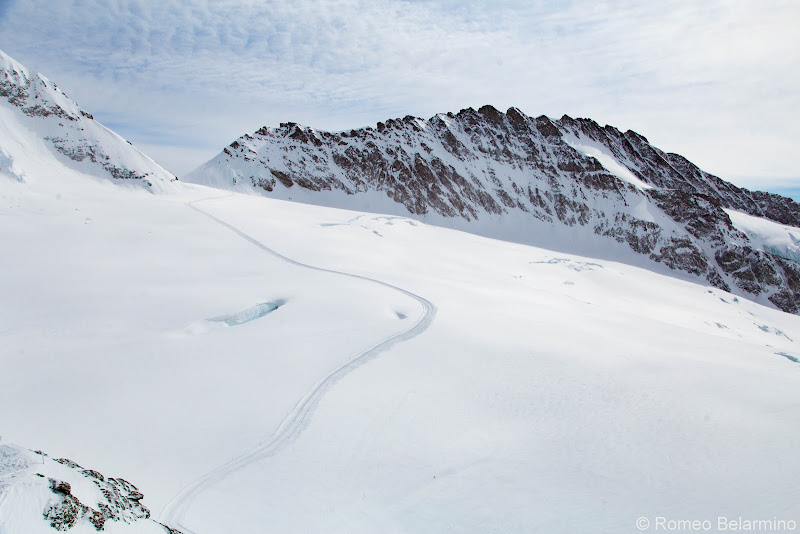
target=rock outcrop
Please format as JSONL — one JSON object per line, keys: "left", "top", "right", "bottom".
{"left": 0, "top": 444, "right": 183, "bottom": 533}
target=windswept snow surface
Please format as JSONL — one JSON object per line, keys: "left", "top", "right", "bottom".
{"left": 2, "top": 130, "right": 800, "bottom": 532}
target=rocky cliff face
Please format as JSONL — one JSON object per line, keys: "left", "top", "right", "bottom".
{"left": 0, "top": 50, "right": 175, "bottom": 190}
{"left": 187, "top": 105, "right": 800, "bottom": 314}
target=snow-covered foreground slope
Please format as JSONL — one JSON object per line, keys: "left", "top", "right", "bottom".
{"left": 2, "top": 140, "right": 800, "bottom": 532}
{"left": 173, "top": 194, "right": 800, "bottom": 533}
{"left": 0, "top": 133, "right": 422, "bottom": 529}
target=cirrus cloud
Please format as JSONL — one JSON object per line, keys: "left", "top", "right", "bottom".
{"left": 0, "top": 0, "right": 798, "bottom": 186}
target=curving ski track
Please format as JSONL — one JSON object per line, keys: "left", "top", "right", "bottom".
{"left": 160, "top": 195, "right": 436, "bottom": 534}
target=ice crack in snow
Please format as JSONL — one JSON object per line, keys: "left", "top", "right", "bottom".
{"left": 208, "top": 300, "right": 285, "bottom": 326}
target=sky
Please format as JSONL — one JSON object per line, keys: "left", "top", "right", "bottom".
{"left": 0, "top": 0, "right": 798, "bottom": 197}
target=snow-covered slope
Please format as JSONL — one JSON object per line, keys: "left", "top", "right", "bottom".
{"left": 187, "top": 106, "right": 800, "bottom": 313}
{"left": 725, "top": 208, "right": 800, "bottom": 264}
{"left": 3, "top": 158, "right": 800, "bottom": 533}
{"left": 0, "top": 50, "right": 175, "bottom": 191}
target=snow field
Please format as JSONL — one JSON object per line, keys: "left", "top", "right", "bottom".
{"left": 1, "top": 119, "right": 799, "bottom": 532}
{"left": 0, "top": 163, "right": 422, "bottom": 517}
{"left": 180, "top": 193, "right": 800, "bottom": 533}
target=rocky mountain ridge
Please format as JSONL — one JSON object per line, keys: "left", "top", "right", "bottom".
{"left": 0, "top": 49, "right": 175, "bottom": 190}
{"left": 187, "top": 105, "right": 800, "bottom": 313}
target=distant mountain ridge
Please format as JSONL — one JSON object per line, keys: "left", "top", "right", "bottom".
{"left": 0, "top": 49, "right": 174, "bottom": 190}
{"left": 187, "top": 105, "right": 800, "bottom": 313}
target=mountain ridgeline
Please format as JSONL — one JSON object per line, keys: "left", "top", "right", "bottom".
{"left": 188, "top": 105, "right": 800, "bottom": 314}
{"left": 0, "top": 50, "right": 175, "bottom": 190}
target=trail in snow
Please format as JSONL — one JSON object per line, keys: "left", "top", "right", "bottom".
{"left": 160, "top": 196, "right": 437, "bottom": 534}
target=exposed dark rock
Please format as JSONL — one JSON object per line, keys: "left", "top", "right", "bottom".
{"left": 535, "top": 115, "right": 562, "bottom": 138}
{"left": 54, "top": 458, "right": 83, "bottom": 469}
{"left": 49, "top": 478, "right": 72, "bottom": 495}
{"left": 45, "top": 136, "right": 151, "bottom": 183}
{"left": 81, "top": 469, "right": 105, "bottom": 482}
{"left": 41, "top": 459, "right": 159, "bottom": 532}
{"left": 271, "top": 169, "right": 293, "bottom": 188}
{"left": 44, "top": 492, "right": 87, "bottom": 531}
{"left": 478, "top": 104, "right": 505, "bottom": 124}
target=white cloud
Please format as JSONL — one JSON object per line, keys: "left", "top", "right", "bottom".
{"left": 1, "top": 0, "right": 798, "bottom": 181}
